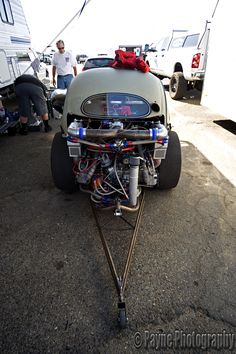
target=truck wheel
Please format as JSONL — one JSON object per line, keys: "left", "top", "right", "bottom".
{"left": 157, "top": 131, "right": 181, "bottom": 189}
{"left": 51, "top": 132, "right": 76, "bottom": 192}
{"left": 169, "top": 72, "right": 186, "bottom": 100}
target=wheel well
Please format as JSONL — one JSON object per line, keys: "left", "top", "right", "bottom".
{"left": 174, "top": 63, "right": 183, "bottom": 73}
{"left": 67, "top": 113, "right": 75, "bottom": 127}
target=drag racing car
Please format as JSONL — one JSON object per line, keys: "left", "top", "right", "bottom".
{"left": 50, "top": 64, "right": 181, "bottom": 213}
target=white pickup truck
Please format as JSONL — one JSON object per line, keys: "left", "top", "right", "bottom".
{"left": 145, "top": 24, "right": 210, "bottom": 100}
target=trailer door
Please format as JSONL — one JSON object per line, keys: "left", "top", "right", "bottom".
{"left": 0, "top": 50, "right": 11, "bottom": 85}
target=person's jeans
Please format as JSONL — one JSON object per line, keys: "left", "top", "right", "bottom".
{"left": 57, "top": 74, "right": 73, "bottom": 89}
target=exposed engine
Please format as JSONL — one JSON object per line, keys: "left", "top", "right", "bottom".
{"left": 66, "top": 118, "right": 169, "bottom": 212}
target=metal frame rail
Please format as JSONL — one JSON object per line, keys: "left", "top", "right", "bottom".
{"left": 90, "top": 191, "right": 145, "bottom": 328}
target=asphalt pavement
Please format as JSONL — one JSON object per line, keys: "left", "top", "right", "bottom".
{"left": 0, "top": 85, "right": 235, "bottom": 353}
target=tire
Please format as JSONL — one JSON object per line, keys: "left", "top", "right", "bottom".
{"left": 169, "top": 72, "right": 187, "bottom": 100}
{"left": 157, "top": 131, "right": 181, "bottom": 189}
{"left": 51, "top": 132, "right": 76, "bottom": 192}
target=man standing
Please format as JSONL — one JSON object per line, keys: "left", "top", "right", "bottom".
{"left": 52, "top": 40, "right": 77, "bottom": 89}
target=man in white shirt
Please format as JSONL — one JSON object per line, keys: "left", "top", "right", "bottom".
{"left": 52, "top": 40, "right": 77, "bottom": 89}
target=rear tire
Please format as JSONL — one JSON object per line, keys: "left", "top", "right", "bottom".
{"left": 51, "top": 132, "right": 76, "bottom": 192}
{"left": 157, "top": 131, "right": 181, "bottom": 189}
{"left": 169, "top": 72, "right": 186, "bottom": 100}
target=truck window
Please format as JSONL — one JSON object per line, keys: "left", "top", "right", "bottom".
{"left": 0, "top": 0, "right": 14, "bottom": 24}
{"left": 183, "top": 34, "right": 199, "bottom": 48}
{"left": 170, "top": 36, "right": 185, "bottom": 48}
{"left": 156, "top": 37, "right": 170, "bottom": 51}
{"left": 161, "top": 37, "right": 170, "bottom": 50}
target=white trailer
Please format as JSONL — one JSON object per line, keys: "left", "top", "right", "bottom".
{"left": 0, "top": 0, "right": 48, "bottom": 97}
{"left": 201, "top": 0, "right": 236, "bottom": 122}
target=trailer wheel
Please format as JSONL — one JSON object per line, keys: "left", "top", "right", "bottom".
{"left": 51, "top": 132, "right": 76, "bottom": 192}
{"left": 157, "top": 131, "right": 181, "bottom": 189}
{"left": 169, "top": 72, "right": 186, "bottom": 100}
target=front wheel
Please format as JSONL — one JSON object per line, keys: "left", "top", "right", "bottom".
{"left": 157, "top": 131, "right": 181, "bottom": 189}
{"left": 51, "top": 132, "right": 76, "bottom": 192}
{"left": 169, "top": 72, "right": 186, "bottom": 100}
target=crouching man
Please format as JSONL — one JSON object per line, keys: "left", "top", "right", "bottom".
{"left": 14, "top": 74, "right": 52, "bottom": 135}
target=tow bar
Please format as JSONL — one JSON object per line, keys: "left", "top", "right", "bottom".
{"left": 90, "top": 191, "right": 145, "bottom": 328}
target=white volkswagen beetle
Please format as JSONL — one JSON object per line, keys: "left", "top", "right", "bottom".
{"left": 51, "top": 67, "right": 181, "bottom": 212}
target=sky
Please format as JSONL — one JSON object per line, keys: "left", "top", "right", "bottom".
{"left": 20, "top": 0, "right": 218, "bottom": 56}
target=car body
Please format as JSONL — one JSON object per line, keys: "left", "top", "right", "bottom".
{"left": 82, "top": 55, "right": 114, "bottom": 71}
{"left": 51, "top": 67, "right": 181, "bottom": 211}
{"left": 40, "top": 53, "right": 52, "bottom": 65}
{"left": 76, "top": 54, "right": 88, "bottom": 64}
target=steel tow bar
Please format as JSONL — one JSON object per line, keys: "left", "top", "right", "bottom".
{"left": 90, "top": 191, "right": 145, "bottom": 328}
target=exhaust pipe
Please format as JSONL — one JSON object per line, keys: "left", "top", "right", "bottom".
{"left": 67, "top": 125, "right": 168, "bottom": 141}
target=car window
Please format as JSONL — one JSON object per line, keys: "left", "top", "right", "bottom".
{"left": 82, "top": 93, "right": 150, "bottom": 118}
{"left": 84, "top": 58, "right": 113, "bottom": 69}
{"left": 16, "top": 52, "right": 31, "bottom": 62}
{"left": 183, "top": 34, "right": 199, "bottom": 47}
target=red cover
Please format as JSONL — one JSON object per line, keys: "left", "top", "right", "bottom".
{"left": 111, "top": 50, "right": 150, "bottom": 73}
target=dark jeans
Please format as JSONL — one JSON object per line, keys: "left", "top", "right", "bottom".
{"left": 15, "top": 83, "right": 47, "bottom": 117}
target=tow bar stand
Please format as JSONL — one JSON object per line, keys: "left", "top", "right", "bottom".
{"left": 90, "top": 191, "right": 145, "bottom": 328}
